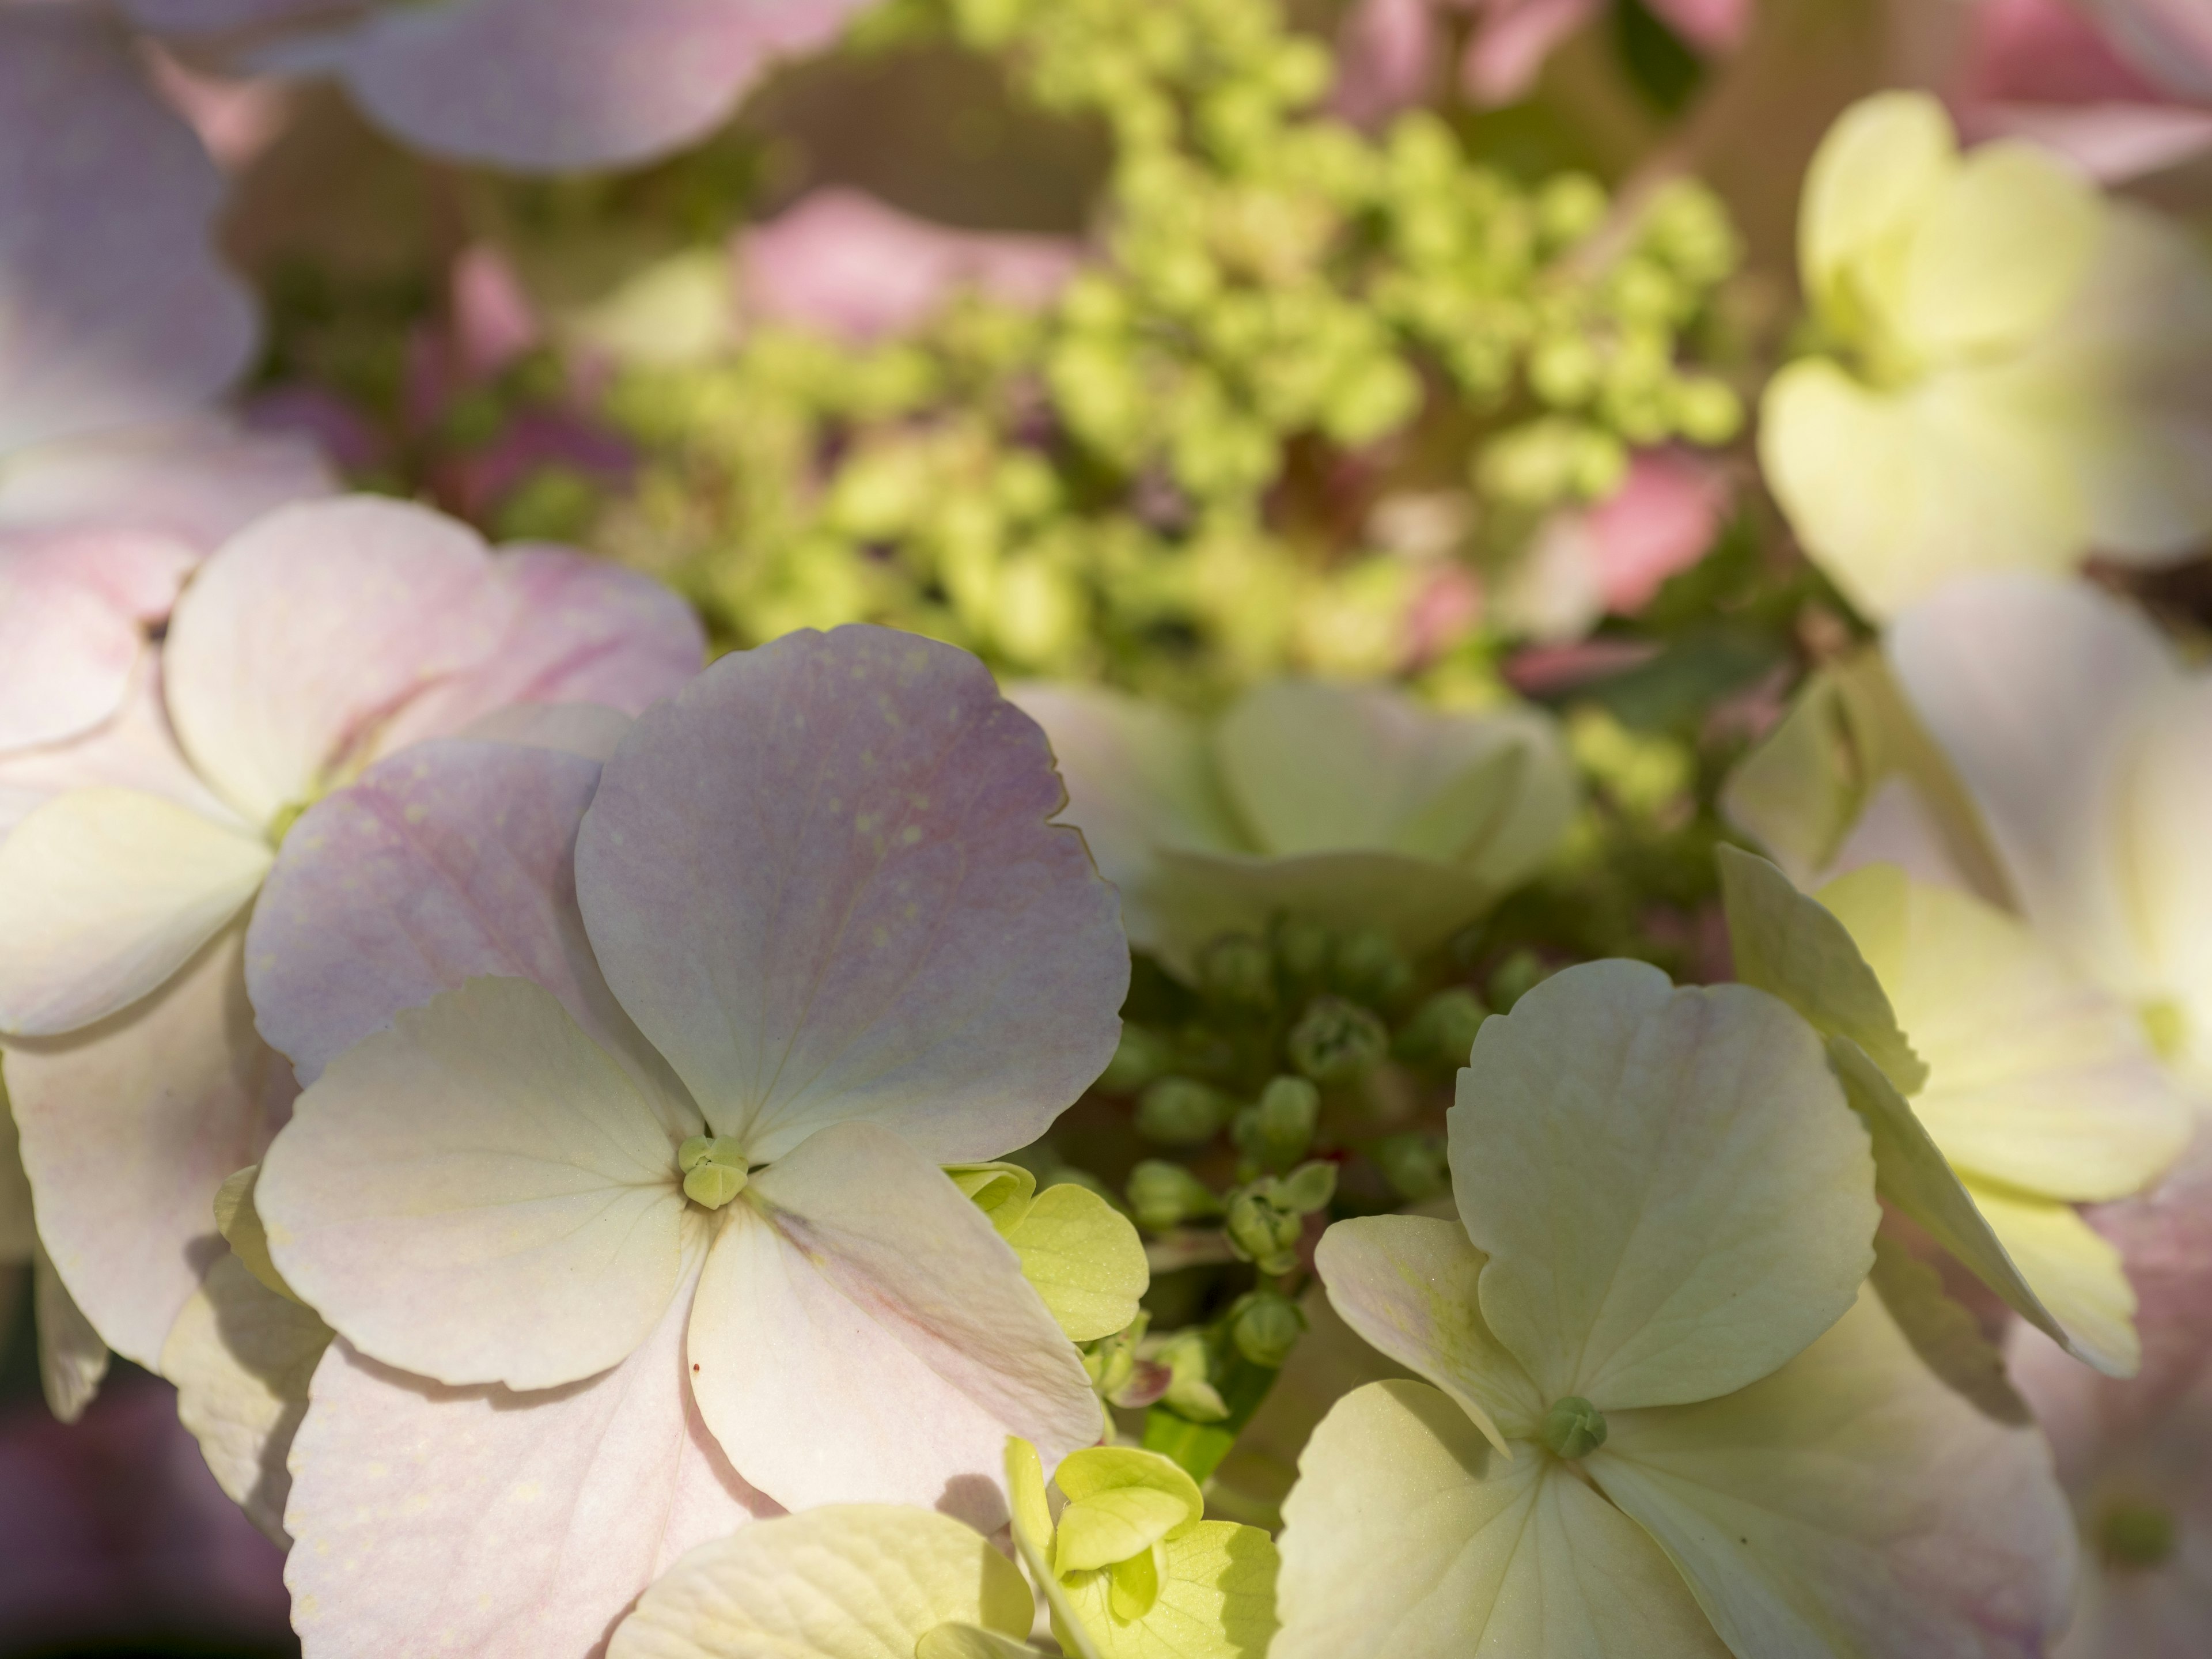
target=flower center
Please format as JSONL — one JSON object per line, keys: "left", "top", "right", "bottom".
{"left": 677, "top": 1136, "right": 751, "bottom": 1209}
{"left": 2141, "top": 998, "right": 2190, "bottom": 1065}
{"left": 2097, "top": 1498, "right": 2177, "bottom": 1571}
{"left": 1539, "top": 1396, "right": 1608, "bottom": 1460}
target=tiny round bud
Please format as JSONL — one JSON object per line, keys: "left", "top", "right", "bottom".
{"left": 1394, "top": 987, "right": 1491, "bottom": 1070}
{"left": 1229, "top": 1291, "right": 1306, "bottom": 1369}
{"left": 1137, "top": 1077, "right": 1234, "bottom": 1145}
{"left": 1373, "top": 1133, "right": 1450, "bottom": 1202}
{"left": 1198, "top": 933, "right": 1277, "bottom": 1011}
{"left": 1540, "top": 1396, "right": 1608, "bottom": 1460}
{"left": 1098, "top": 1024, "right": 1176, "bottom": 1095}
{"left": 1487, "top": 950, "right": 1551, "bottom": 1013}
{"left": 1127, "top": 1160, "right": 1223, "bottom": 1232}
{"left": 1330, "top": 927, "right": 1413, "bottom": 1010}
{"left": 1234, "top": 1075, "right": 1321, "bottom": 1172}
{"left": 1271, "top": 914, "right": 1332, "bottom": 994}
{"left": 1276, "top": 1160, "right": 1338, "bottom": 1215}
{"left": 1288, "top": 996, "right": 1390, "bottom": 1085}
{"left": 1225, "top": 1188, "right": 1306, "bottom": 1274}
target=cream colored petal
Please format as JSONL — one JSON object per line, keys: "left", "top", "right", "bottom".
{"left": 1821, "top": 868, "right": 2189, "bottom": 1200}
{"left": 1759, "top": 359, "right": 2086, "bottom": 622}
{"left": 283, "top": 1248, "right": 780, "bottom": 1659}
{"left": 1274, "top": 1380, "right": 1728, "bottom": 1659}
{"left": 1798, "top": 92, "right": 1957, "bottom": 331}
{"left": 1312, "top": 1215, "right": 1544, "bottom": 1452}
{"left": 607, "top": 1505, "right": 1035, "bottom": 1659}
{"left": 693, "top": 1123, "right": 1101, "bottom": 1524}
{"left": 1058, "top": 1520, "right": 1280, "bottom": 1659}
{"left": 0, "top": 1075, "right": 31, "bottom": 1262}
{"left": 6, "top": 922, "right": 291, "bottom": 1369}
{"left": 1592, "top": 1286, "right": 2075, "bottom": 1659}
{"left": 1452, "top": 961, "right": 1876, "bottom": 1411}
{"left": 1894, "top": 141, "right": 2100, "bottom": 362}
{"left": 1971, "top": 1183, "right": 2139, "bottom": 1379}
{"left": 0, "top": 786, "right": 268, "bottom": 1036}
{"left": 257, "top": 975, "right": 693, "bottom": 1391}
{"left": 1888, "top": 574, "right": 2178, "bottom": 999}
{"left": 33, "top": 1243, "right": 108, "bottom": 1424}
{"left": 161, "top": 1252, "right": 332, "bottom": 1544}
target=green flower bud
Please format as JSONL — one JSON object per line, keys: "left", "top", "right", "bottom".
{"left": 1540, "top": 1396, "right": 1608, "bottom": 1460}
{"left": 1127, "top": 1160, "right": 1224, "bottom": 1232}
{"left": 1393, "top": 987, "right": 1491, "bottom": 1070}
{"left": 1152, "top": 1329, "right": 1229, "bottom": 1422}
{"left": 1321, "top": 354, "right": 1421, "bottom": 447}
{"left": 1198, "top": 932, "right": 1277, "bottom": 1011}
{"left": 1288, "top": 995, "right": 1389, "bottom": 1085}
{"left": 1673, "top": 376, "right": 1744, "bottom": 445}
{"left": 1228, "top": 1290, "right": 1306, "bottom": 1368}
{"left": 1270, "top": 914, "right": 1332, "bottom": 994}
{"left": 1274, "top": 1160, "right": 1338, "bottom": 1215}
{"left": 1487, "top": 949, "right": 1551, "bottom": 1013}
{"left": 1098, "top": 1024, "right": 1177, "bottom": 1095}
{"left": 1224, "top": 1188, "right": 1305, "bottom": 1275}
{"left": 1329, "top": 926, "right": 1413, "bottom": 1010}
{"left": 1233, "top": 1075, "right": 1320, "bottom": 1172}
{"left": 2096, "top": 1498, "right": 2177, "bottom": 1569}
{"left": 1373, "top": 1132, "right": 1450, "bottom": 1202}
{"left": 1535, "top": 172, "right": 1609, "bottom": 249}
{"left": 1529, "top": 333, "right": 1601, "bottom": 409}
{"left": 1137, "top": 1077, "right": 1235, "bottom": 1145}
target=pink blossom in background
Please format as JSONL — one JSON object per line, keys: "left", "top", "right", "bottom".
{"left": 124, "top": 0, "right": 879, "bottom": 172}
{"left": 740, "top": 188, "right": 1086, "bottom": 343}
{"left": 0, "top": 6, "right": 257, "bottom": 455}
{"left": 1584, "top": 448, "right": 1730, "bottom": 613}
{"left": 1953, "top": 0, "right": 2212, "bottom": 180}
{"left": 0, "top": 1377, "right": 291, "bottom": 1653}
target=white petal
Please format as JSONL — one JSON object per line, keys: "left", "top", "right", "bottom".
{"left": 693, "top": 1121, "right": 1100, "bottom": 1524}
{"left": 257, "top": 976, "right": 695, "bottom": 1391}
{"left": 6, "top": 923, "right": 293, "bottom": 1368}
{"left": 33, "top": 1243, "right": 111, "bottom": 1424}
{"left": 283, "top": 1255, "right": 780, "bottom": 1659}
{"left": 1451, "top": 960, "right": 1877, "bottom": 1411}
{"left": 0, "top": 787, "right": 269, "bottom": 1036}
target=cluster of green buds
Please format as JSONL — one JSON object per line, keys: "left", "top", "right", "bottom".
{"left": 597, "top": 0, "right": 1748, "bottom": 694}
{"left": 1223, "top": 1162, "right": 1335, "bottom": 1276}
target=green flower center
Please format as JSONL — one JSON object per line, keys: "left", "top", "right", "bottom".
{"left": 1539, "top": 1396, "right": 1608, "bottom": 1460}
{"left": 2141, "top": 999, "right": 2190, "bottom": 1065}
{"left": 2097, "top": 1498, "right": 2178, "bottom": 1571}
{"left": 678, "top": 1136, "right": 751, "bottom": 1209}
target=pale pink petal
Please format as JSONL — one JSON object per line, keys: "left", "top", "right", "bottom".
{"left": 5, "top": 925, "right": 296, "bottom": 1369}
{"left": 1960, "top": 0, "right": 2176, "bottom": 107}
{"left": 0, "top": 9, "right": 257, "bottom": 453}
{"left": 451, "top": 243, "right": 544, "bottom": 382}
{"left": 162, "top": 495, "right": 512, "bottom": 827}
{"left": 0, "top": 531, "right": 197, "bottom": 751}
{"left": 1331, "top": 0, "right": 1444, "bottom": 127}
{"left": 1648, "top": 0, "right": 1747, "bottom": 51}
{"left": 329, "top": 0, "right": 875, "bottom": 172}
{"left": 248, "top": 738, "right": 675, "bottom": 1098}
{"left": 0, "top": 416, "right": 335, "bottom": 550}
{"left": 692, "top": 1122, "right": 1101, "bottom": 1524}
{"left": 1584, "top": 450, "right": 1729, "bottom": 615}
{"left": 575, "top": 625, "right": 1127, "bottom": 1164}
{"left": 283, "top": 1255, "right": 779, "bottom": 1659}
{"left": 1887, "top": 574, "right": 2177, "bottom": 998}
{"left": 122, "top": 0, "right": 351, "bottom": 34}
{"left": 368, "top": 549, "right": 703, "bottom": 759}
{"left": 2090, "top": 0, "right": 2212, "bottom": 103}
{"left": 741, "top": 189, "right": 1085, "bottom": 344}
{"left": 1975, "top": 102, "right": 2212, "bottom": 181}
{"left": 0, "top": 655, "right": 234, "bottom": 844}
{"left": 1461, "top": 0, "right": 1601, "bottom": 107}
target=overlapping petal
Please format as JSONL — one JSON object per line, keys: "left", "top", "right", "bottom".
{"left": 575, "top": 626, "right": 1127, "bottom": 1162}
{"left": 257, "top": 975, "right": 700, "bottom": 1391}
{"left": 5, "top": 923, "right": 294, "bottom": 1368}
{"left": 163, "top": 497, "right": 513, "bottom": 827}
{"left": 1274, "top": 1379, "right": 1729, "bottom": 1659}
{"left": 1058, "top": 1521, "right": 1279, "bottom": 1659}
{"left": 0, "top": 531, "right": 197, "bottom": 752}
{"left": 691, "top": 1122, "right": 1101, "bottom": 1524}
{"left": 1450, "top": 960, "right": 1877, "bottom": 1411}
{"left": 0, "top": 416, "right": 334, "bottom": 548}
{"left": 0, "top": 653, "right": 236, "bottom": 843}
{"left": 283, "top": 1260, "right": 780, "bottom": 1659}
{"left": 1591, "top": 1287, "right": 2076, "bottom": 1659}
{"left": 0, "top": 8, "right": 257, "bottom": 453}
{"left": 0, "top": 788, "right": 269, "bottom": 1036}
{"left": 607, "top": 1505, "right": 1036, "bottom": 1659}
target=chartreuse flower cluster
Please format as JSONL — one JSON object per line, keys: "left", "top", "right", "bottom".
{"left": 604, "top": 0, "right": 1745, "bottom": 691}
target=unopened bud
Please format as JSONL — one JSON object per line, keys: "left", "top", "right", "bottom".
{"left": 1487, "top": 949, "right": 1551, "bottom": 1013}
{"left": 1270, "top": 914, "right": 1331, "bottom": 994}
{"left": 1540, "top": 1396, "right": 1608, "bottom": 1460}
{"left": 1393, "top": 987, "right": 1490, "bottom": 1070}
{"left": 1137, "top": 1077, "right": 1234, "bottom": 1145}
{"left": 1198, "top": 933, "right": 1277, "bottom": 1012}
{"left": 1127, "top": 1160, "right": 1222, "bottom": 1232}
{"left": 1225, "top": 1188, "right": 1305, "bottom": 1275}
{"left": 1330, "top": 927, "right": 1413, "bottom": 1009}
{"left": 1233, "top": 1075, "right": 1320, "bottom": 1172}
{"left": 679, "top": 1137, "right": 751, "bottom": 1209}
{"left": 1228, "top": 1291, "right": 1306, "bottom": 1368}
{"left": 1373, "top": 1133, "right": 1450, "bottom": 1203}
{"left": 1275, "top": 1160, "right": 1338, "bottom": 1214}
{"left": 1152, "top": 1330, "right": 1229, "bottom": 1422}
{"left": 1097, "top": 1024, "right": 1176, "bottom": 1094}
{"left": 1288, "top": 995, "right": 1389, "bottom": 1085}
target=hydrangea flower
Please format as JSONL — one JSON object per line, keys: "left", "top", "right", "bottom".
{"left": 1721, "top": 846, "right": 2191, "bottom": 1376}
{"left": 1274, "top": 959, "right": 2074, "bottom": 1658}
{"left": 1760, "top": 92, "right": 2212, "bottom": 619}
{"left": 237, "top": 624, "right": 1128, "bottom": 1656}
{"left": 1886, "top": 573, "right": 2212, "bottom": 1094}
{"left": 1009, "top": 680, "right": 1574, "bottom": 976}
{"left": 123, "top": 0, "right": 876, "bottom": 172}
{"left": 0, "top": 495, "right": 704, "bottom": 1378}
{"left": 0, "top": 6, "right": 257, "bottom": 458}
